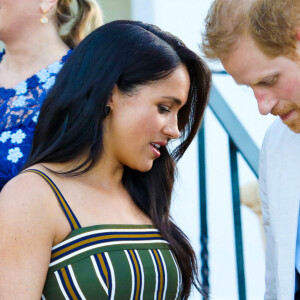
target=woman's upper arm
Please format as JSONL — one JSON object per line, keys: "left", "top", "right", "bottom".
{"left": 0, "top": 174, "right": 56, "bottom": 300}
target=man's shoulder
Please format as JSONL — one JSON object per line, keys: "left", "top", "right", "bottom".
{"left": 263, "top": 118, "right": 299, "bottom": 148}
{"left": 266, "top": 118, "right": 289, "bottom": 136}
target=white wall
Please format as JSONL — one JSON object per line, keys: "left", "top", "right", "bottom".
{"left": 132, "top": 1, "right": 276, "bottom": 299}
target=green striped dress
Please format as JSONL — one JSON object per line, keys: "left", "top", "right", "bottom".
{"left": 25, "top": 170, "right": 183, "bottom": 300}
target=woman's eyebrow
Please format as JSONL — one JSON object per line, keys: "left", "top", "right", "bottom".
{"left": 162, "top": 96, "right": 182, "bottom": 105}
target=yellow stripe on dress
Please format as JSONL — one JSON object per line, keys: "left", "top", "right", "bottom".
{"left": 61, "top": 268, "right": 79, "bottom": 300}
{"left": 153, "top": 249, "right": 164, "bottom": 300}
{"left": 129, "top": 250, "right": 141, "bottom": 300}
{"left": 97, "top": 253, "right": 110, "bottom": 289}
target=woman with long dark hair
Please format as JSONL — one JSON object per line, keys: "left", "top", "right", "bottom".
{"left": 0, "top": 21, "right": 211, "bottom": 299}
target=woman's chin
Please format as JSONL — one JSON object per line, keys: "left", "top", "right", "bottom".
{"left": 130, "top": 161, "right": 154, "bottom": 173}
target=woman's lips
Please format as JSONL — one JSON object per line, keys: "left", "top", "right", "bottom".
{"left": 150, "top": 141, "right": 167, "bottom": 158}
{"left": 150, "top": 143, "right": 161, "bottom": 158}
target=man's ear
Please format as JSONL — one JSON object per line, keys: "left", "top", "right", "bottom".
{"left": 297, "top": 28, "right": 300, "bottom": 42}
{"left": 295, "top": 29, "right": 300, "bottom": 60}
{"left": 40, "top": 0, "right": 58, "bottom": 13}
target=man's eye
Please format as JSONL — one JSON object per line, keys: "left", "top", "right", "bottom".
{"left": 259, "top": 76, "right": 278, "bottom": 87}
{"left": 158, "top": 105, "right": 171, "bottom": 113}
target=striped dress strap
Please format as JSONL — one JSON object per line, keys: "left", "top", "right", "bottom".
{"left": 23, "top": 169, "right": 81, "bottom": 230}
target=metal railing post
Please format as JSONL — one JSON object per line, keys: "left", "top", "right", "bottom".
{"left": 229, "top": 138, "right": 246, "bottom": 300}
{"left": 198, "top": 120, "right": 209, "bottom": 298}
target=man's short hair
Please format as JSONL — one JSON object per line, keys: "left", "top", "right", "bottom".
{"left": 202, "top": 0, "right": 300, "bottom": 60}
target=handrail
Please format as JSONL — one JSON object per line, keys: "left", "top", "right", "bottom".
{"left": 208, "top": 84, "right": 259, "bottom": 177}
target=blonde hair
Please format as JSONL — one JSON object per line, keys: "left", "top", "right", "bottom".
{"left": 56, "top": 0, "right": 103, "bottom": 48}
{"left": 202, "top": 0, "right": 300, "bottom": 60}
{"left": 250, "top": 0, "right": 300, "bottom": 59}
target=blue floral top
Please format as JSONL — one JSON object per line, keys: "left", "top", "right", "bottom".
{"left": 0, "top": 50, "right": 72, "bottom": 190}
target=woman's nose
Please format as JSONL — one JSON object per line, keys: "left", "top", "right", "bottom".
{"left": 162, "top": 117, "right": 180, "bottom": 139}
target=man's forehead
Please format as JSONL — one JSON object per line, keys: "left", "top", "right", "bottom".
{"left": 221, "top": 35, "right": 278, "bottom": 84}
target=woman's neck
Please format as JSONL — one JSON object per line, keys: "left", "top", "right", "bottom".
{"left": 81, "top": 159, "right": 125, "bottom": 193}
{"left": 0, "top": 23, "right": 69, "bottom": 88}
{"left": 41, "top": 155, "right": 125, "bottom": 194}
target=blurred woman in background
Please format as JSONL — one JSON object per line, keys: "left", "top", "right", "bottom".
{"left": 0, "top": 21, "right": 211, "bottom": 299}
{"left": 0, "top": 0, "right": 103, "bottom": 189}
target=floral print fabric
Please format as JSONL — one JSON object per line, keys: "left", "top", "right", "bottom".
{"left": 0, "top": 50, "right": 72, "bottom": 189}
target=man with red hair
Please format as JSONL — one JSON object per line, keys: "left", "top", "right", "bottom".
{"left": 203, "top": 0, "right": 300, "bottom": 299}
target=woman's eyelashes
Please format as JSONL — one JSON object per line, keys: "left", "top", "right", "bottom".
{"left": 158, "top": 104, "right": 171, "bottom": 113}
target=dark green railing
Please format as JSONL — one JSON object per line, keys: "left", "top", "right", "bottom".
{"left": 198, "top": 80, "right": 259, "bottom": 300}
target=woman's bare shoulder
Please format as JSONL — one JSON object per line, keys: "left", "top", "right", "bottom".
{"left": 0, "top": 167, "right": 59, "bottom": 235}
{"left": 0, "top": 168, "right": 58, "bottom": 299}
{"left": 1, "top": 167, "right": 52, "bottom": 204}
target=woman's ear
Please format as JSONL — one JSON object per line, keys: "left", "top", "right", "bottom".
{"left": 108, "top": 85, "right": 120, "bottom": 109}
{"left": 40, "top": 0, "right": 58, "bottom": 14}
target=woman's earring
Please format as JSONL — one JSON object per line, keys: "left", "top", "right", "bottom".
{"left": 40, "top": 9, "right": 48, "bottom": 24}
{"left": 104, "top": 105, "right": 112, "bottom": 118}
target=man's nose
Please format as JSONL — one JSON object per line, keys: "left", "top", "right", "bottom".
{"left": 252, "top": 87, "right": 278, "bottom": 115}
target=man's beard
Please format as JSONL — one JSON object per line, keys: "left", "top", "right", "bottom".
{"left": 272, "top": 103, "right": 300, "bottom": 133}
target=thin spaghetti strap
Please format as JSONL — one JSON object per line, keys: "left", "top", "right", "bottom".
{"left": 23, "top": 169, "right": 81, "bottom": 230}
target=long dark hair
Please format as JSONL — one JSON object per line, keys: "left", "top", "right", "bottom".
{"left": 24, "top": 20, "right": 211, "bottom": 299}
